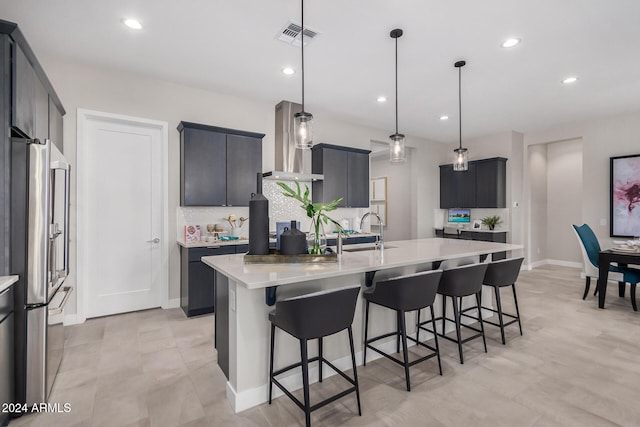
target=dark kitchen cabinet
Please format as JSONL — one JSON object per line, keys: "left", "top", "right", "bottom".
{"left": 180, "top": 244, "right": 248, "bottom": 317}
{"left": 12, "top": 44, "right": 35, "bottom": 138}
{"left": 460, "top": 230, "right": 507, "bottom": 260}
{"left": 475, "top": 157, "right": 507, "bottom": 208}
{"left": 0, "top": 284, "right": 14, "bottom": 426}
{"left": 439, "top": 157, "right": 506, "bottom": 208}
{"left": 311, "top": 143, "right": 371, "bottom": 208}
{"left": 179, "top": 121, "right": 263, "bottom": 207}
{"left": 49, "top": 97, "right": 64, "bottom": 151}
{"left": 439, "top": 162, "right": 476, "bottom": 208}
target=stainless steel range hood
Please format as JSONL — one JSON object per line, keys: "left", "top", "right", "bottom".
{"left": 263, "top": 100, "right": 323, "bottom": 182}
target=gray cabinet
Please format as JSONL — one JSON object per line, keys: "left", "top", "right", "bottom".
{"left": 179, "top": 121, "right": 263, "bottom": 207}
{"left": 440, "top": 157, "right": 506, "bottom": 208}
{"left": 0, "top": 285, "right": 14, "bottom": 425}
{"left": 12, "top": 44, "right": 36, "bottom": 138}
{"left": 49, "top": 97, "right": 64, "bottom": 151}
{"left": 460, "top": 230, "right": 507, "bottom": 260}
{"left": 311, "top": 143, "right": 371, "bottom": 208}
{"left": 180, "top": 244, "right": 248, "bottom": 317}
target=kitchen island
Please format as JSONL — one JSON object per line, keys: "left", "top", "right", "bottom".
{"left": 203, "top": 238, "right": 522, "bottom": 413}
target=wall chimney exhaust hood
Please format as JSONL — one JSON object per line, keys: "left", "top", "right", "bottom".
{"left": 263, "top": 100, "right": 323, "bottom": 182}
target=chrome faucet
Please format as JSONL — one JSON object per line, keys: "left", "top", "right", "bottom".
{"left": 360, "top": 212, "right": 385, "bottom": 250}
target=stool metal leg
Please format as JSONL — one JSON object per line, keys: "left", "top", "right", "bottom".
{"left": 416, "top": 308, "right": 421, "bottom": 342}
{"left": 363, "top": 300, "right": 370, "bottom": 366}
{"left": 347, "top": 326, "right": 362, "bottom": 416}
{"left": 396, "top": 311, "right": 401, "bottom": 354}
{"left": 512, "top": 284, "right": 523, "bottom": 335}
{"left": 452, "top": 296, "right": 464, "bottom": 364}
{"left": 494, "top": 285, "right": 506, "bottom": 345}
{"left": 442, "top": 295, "right": 447, "bottom": 336}
{"left": 430, "top": 305, "right": 442, "bottom": 376}
{"left": 269, "top": 323, "right": 275, "bottom": 404}
{"left": 476, "top": 292, "right": 487, "bottom": 353}
{"left": 399, "top": 310, "right": 411, "bottom": 391}
{"left": 300, "top": 338, "right": 311, "bottom": 427}
{"left": 318, "top": 337, "right": 323, "bottom": 382}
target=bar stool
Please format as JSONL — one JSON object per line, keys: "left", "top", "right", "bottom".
{"left": 268, "top": 285, "right": 361, "bottom": 427}
{"left": 419, "top": 263, "right": 488, "bottom": 364}
{"left": 363, "top": 270, "right": 443, "bottom": 391}
{"left": 481, "top": 257, "right": 525, "bottom": 344}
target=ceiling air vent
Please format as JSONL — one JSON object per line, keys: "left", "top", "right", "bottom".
{"left": 276, "top": 21, "right": 319, "bottom": 47}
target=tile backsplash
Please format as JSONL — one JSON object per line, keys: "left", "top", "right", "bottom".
{"left": 176, "top": 180, "right": 369, "bottom": 242}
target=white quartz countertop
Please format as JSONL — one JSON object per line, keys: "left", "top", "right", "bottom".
{"left": 202, "top": 238, "right": 522, "bottom": 290}
{"left": 177, "top": 232, "right": 379, "bottom": 248}
{"left": 0, "top": 275, "right": 18, "bottom": 294}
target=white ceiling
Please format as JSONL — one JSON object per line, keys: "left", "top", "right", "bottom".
{"left": 3, "top": 0, "right": 640, "bottom": 143}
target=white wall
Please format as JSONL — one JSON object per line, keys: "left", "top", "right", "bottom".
{"left": 525, "top": 110, "right": 640, "bottom": 253}
{"left": 370, "top": 148, "right": 415, "bottom": 241}
{"left": 527, "top": 144, "right": 548, "bottom": 265}
{"left": 40, "top": 55, "right": 444, "bottom": 317}
{"left": 546, "top": 139, "right": 583, "bottom": 264}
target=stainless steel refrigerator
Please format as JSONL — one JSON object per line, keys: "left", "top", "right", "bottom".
{"left": 11, "top": 138, "right": 71, "bottom": 406}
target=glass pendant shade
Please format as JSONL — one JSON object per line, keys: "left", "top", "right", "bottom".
{"left": 389, "top": 133, "right": 406, "bottom": 163}
{"left": 294, "top": 111, "right": 313, "bottom": 149}
{"left": 453, "top": 147, "right": 468, "bottom": 171}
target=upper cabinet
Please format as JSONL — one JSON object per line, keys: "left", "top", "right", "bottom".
{"left": 179, "top": 121, "right": 263, "bottom": 206}
{"left": 3, "top": 21, "right": 65, "bottom": 150}
{"left": 311, "top": 143, "right": 371, "bottom": 208}
{"left": 440, "top": 157, "right": 507, "bottom": 208}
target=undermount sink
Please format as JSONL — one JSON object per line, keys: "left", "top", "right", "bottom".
{"left": 343, "top": 245, "right": 397, "bottom": 252}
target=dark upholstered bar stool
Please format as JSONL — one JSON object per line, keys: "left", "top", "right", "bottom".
{"left": 419, "top": 263, "right": 488, "bottom": 364}
{"left": 480, "top": 257, "right": 525, "bottom": 344}
{"left": 268, "top": 285, "right": 361, "bottom": 427}
{"left": 363, "top": 270, "right": 443, "bottom": 391}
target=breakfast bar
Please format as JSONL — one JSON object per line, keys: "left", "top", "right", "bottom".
{"left": 203, "top": 238, "right": 522, "bottom": 413}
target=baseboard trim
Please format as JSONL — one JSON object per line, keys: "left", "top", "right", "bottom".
{"left": 162, "top": 298, "right": 180, "bottom": 309}
{"left": 547, "top": 259, "right": 582, "bottom": 269}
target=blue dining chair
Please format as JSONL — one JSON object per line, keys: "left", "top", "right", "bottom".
{"left": 572, "top": 224, "right": 640, "bottom": 311}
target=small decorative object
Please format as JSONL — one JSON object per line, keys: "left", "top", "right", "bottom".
{"left": 249, "top": 173, "right": 269, "bottom": 255}
{"left": 277, "top": 181, "right": 344, "bottom": 254}
{"left": 481, "top": 215, "right": 502, "bottom": 231}
{"left": 184, "top": 225, "right": 201, "bottom": 243}
{"left": 472, "top": 220, "right": 482, "bottom": 230}
{"left": 280, "top": 221, "right": 307, "bottom": 255}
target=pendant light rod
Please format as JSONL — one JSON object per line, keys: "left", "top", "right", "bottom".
{"left": 390, "top": 29, "right": 403, "bottom": 135}
{"left": 301, "top": 0, "right": 305, "bottom": 110}
{"left": 455, "top": 60, "right": 466, "bottom": 150}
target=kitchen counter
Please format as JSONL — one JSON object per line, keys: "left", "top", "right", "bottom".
{"left": 435, "top": 227, "right": 508, "bottom": 234}
{"left": 0, "top": 275, "right": 18, "bottom": 294}
{"left": 176, "top": 232, "right": 379, "bottom": 248}
{"left": 203, "top": 238, "right": 522, "bottom": 413}
{"left": 202, "top": 237, "right": 521, "bottom": 290}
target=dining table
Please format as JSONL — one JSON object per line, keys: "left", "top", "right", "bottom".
{"left": 597, "top": 248, "right": 640, "bottom": 308}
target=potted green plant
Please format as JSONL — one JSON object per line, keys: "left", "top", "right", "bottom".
{"left": 277, "top": 181, "right": 344, "bottom": 254}
{"left": 481, "top": 215, "right": 502, "bottom": 231}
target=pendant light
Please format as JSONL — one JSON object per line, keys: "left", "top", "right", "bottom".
{"left": 453, "top": 60, "right": 469, "bottom": 171}
{"left": 294, "top": 0, "right": 313, "bottom": 149}
{"left": 389, "top": 28, "right": 406, "bottom": 163}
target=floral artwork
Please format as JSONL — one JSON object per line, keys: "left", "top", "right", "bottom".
{"left": 611, "top": 154, "right": 640, "bottom": 237}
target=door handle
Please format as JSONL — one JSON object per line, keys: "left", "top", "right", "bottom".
{"left": 147, "top": 238, "right": 160, "bottom": 244}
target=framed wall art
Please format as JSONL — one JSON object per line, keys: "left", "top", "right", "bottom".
{"left": 610, "top": 154, "right": 640, "bottom": 237}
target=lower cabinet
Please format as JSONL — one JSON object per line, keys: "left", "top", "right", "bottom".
{"left": 1, "top": 285, "right": 14, "bottom": 426}
{"left": 180, "top": 245, "right": 237, "bottom": 317}
{"left": 326, "top": 235, "right": 378, "bottom": 246}
{"left": 460, "top": 230, "right": 507, "bottom": 260}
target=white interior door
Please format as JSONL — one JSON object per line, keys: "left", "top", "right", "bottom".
{"left": 79, "top": 112, "right": 167, "bottom": 318}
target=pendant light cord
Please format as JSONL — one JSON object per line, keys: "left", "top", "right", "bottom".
{"left": 458, "top": 64, "right": 462, "bottom": 150}
{"left": 301, "top": 0, "right": 305, "bottom": 111}
{"left": 395, "top": 35, "right": 398, "bottom": 135}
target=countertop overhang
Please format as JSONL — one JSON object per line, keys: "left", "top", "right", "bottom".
{"left": 0, "top": 275, "right": 18, "bottom": 294}
{"left": 202, "top": 238, "right": 522, "bottom": 290}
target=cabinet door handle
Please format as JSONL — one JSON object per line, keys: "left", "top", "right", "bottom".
{"left": 147, "top": 238, "right": 160, "bottom": 243}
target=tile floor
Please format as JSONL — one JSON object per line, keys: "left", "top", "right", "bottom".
{"left": 9, "top": 265, "right": 640, "bottom": 426}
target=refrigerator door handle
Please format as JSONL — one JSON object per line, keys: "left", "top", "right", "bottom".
{"left": 48, "top": 287, "right": 73, "bottom": 316}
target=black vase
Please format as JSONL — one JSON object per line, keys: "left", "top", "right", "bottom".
{"left": 248, "top": 173, "right": 269, "bottom": 255}
{"left": 280, "top": 221, "right": 307, "bottom": 255}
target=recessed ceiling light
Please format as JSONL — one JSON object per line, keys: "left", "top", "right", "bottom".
{"left": 501, "top": 38, "right": 521, "bottom": 48}
{"left": 440, "top": 115, "right": 449, "bottom": 121}
{"left": 562, "top": 76, "right": 578, "bottom": 84}
{"left": 122, "top": 18, "right": 143, "bottom": 30}
{"left": 377, "top": 96, "right": 387, "bottom": 103}
{"left": 282, "top": 67, "right": 295, "bottom": 75}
